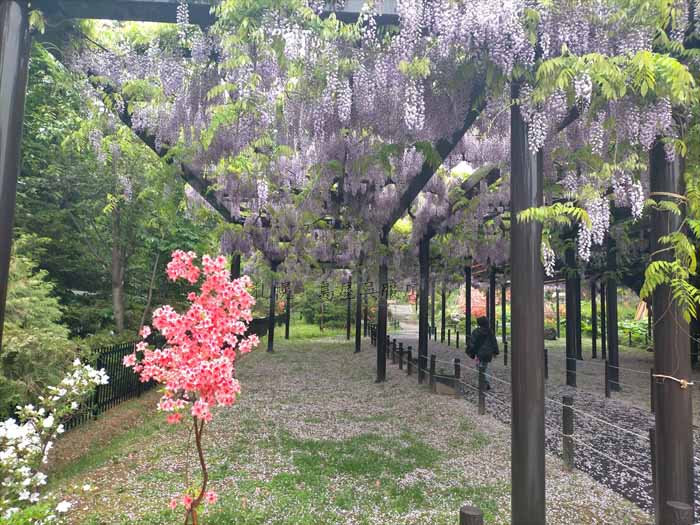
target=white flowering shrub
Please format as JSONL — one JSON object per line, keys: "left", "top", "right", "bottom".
{"left": 0, "top": 359, "right": 108, "bottom": 522}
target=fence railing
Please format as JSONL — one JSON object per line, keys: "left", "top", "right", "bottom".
{"left": 64, "top": 339, "right": 158, "bottom": 431}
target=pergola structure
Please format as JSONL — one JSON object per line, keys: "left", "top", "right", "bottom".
{"left": 0, "top": 2, "right": 693, "bottom": 524}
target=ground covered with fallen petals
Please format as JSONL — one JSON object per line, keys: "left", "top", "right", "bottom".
{"left": 49, "top": 334, "right": 650, "bottom": 524}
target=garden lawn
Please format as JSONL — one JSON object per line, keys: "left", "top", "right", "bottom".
{"left": 49, "top": 335, "right": 649, "bottom": 524}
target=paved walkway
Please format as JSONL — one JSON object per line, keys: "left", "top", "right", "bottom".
{"left": 385, "top": 304, "right": 699, "bottom": 515}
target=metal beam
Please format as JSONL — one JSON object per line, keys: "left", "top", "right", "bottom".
{"left": 0, "top": 0, "right": 31, "bottom": 353}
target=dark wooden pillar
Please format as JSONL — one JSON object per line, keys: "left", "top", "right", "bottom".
{"left": 267, "top": 261, "right": 280, "bottom": 353}
{"left": 489, "top": 268, "right": 497, "bottom": 333}
{"left": 501, "top": 283, "right": 507, "bottom": 344}
{"left": 600, "top": 281, "right": 607, "bottom": 359}
{"left": 555, "top": 286, "right": 561, "bottom": 339}
{"left": 363, "top": 283, "right": 368, "bottom": 336}
{"left": 650, "top": 139, "right": 694, "bottom": 524}
{"left": 575, "top": 272, "right": 583, "bottom": 360}
{"left": 231, "top": 252, "right": 241, "bottom": 280}
{"left": 418, "top": 236, "right": 430, "bottom": 383}
{"left": 346, "top": 276, "right": 352, "bottom": 340}
{"left": 565, "top": 246, "right": 578, "bottom": 387}
{"left": 591, "top": 280, "right": 597, "bottom": 359}
{"left": 376, "top": 233, "right": 389, "bottom": 382}
{"left": 465, "top": 266, "right": 472, "bottom": 345}
{"left": 355, "top": 267, "right": 362, "bottom": 353}
{"left": 606, "top": 241, "right": 620, "bottom": 390}
{"left": 510, "top": 81, "right": 545, "bottom": 525}
{"left": 441, "top": 280, "right": 446, "bottom": 343}
{"left": 285, "top": 286, "right": 291, "bottom": 340}
{"left": 0, "top": 0, "right": 31, "bottom": 352}
{"left": 431, "top": 277, "right": 436, "bottom": 333}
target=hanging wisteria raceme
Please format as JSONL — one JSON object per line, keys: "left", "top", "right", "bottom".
{"left": 64, "top": 0, "right": 695, "bottom": 284}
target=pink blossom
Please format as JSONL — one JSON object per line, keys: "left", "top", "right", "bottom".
{"left": 128, "top": 251, "right": 259, "bottom": 515}
{"left": 169, "top": 498, "right": 178, "bottom": 510}
{"left": 123, "top": 353, "right": 137, "bottom": 367}
{"left": 140, "top": 325, "right": 151, "bottom": 339}
{"left": 204, "top": 491, "right": 218, "bottom": 504}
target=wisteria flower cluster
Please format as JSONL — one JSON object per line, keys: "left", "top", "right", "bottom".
{"left": 123, "top": 250, "right": 258, "bottom": 523}
{"left": 0, "top": 360, "right": 109, "bottom": 522}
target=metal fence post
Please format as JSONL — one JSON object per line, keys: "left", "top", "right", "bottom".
{"left": 666, "top": 501, "right": 692, "bottom": 525}
{"left": 544, "top": 347, "right": 548, "bottom": 380}
{"left": 456, "top": 330, "right": 460, "bottom": 348}
{"left": 398, "top": 342, "right": 404, "bottom": 370}
{"left": 605, "top": 360, "right": 611, "bottom": 398}
{"left": 504, "top": 341, "right": 508, "bottom": 367}
{"left": 407, "top": 349, "right": 413, "bottom": 376}
{"left": 448, "top": 328, "right": 451, "bottom": 346}
{"left": 429, "top": 354, "right": 436, "bottom": 390}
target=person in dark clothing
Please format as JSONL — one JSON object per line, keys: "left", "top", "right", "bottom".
{"left": 467, "top": 316, "right": 499, "bottom": 389}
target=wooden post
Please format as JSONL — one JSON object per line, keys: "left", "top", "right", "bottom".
{"left": 565, "top": 245, "right": 578, "bottom": 387}
{"left": 0, "top": 0, "right": 33, "bottom": 352}
{"left": 510, "top": 80, "right": 545, "bottom": 525}
{"left": 666, "top": 502, "right": 692, "bottom": 525}
{"left": 346, "top": 277, "right": 352, "bottom": 340}
{"left": 376, "top": 234, "right": 389, "bottom": 382}
{"left": 555, "top": 286, "right": 561, "bottom": 339}
{"left": 267, "top": 261, "right": 280, "bottom": 353}
{"left": 591, "top": 280, "right": 597, "bottom": 359}
{"left": 501, "top": 283, "right": 507, "bottom": 345}
{"left": 419, "top": 236, "right": 430, "bottom": 384}
{"left": 562, "top": 395, "right": 574, "bottom": 471}
{"left": 650, "top": 140, "right": 694, "bottom": 523}
{"left": 544, "top": 348, "right": 548, "bottom": 380}
{"left": 459, "top": 506, "right": 484, "bottom": 525}
{"left": 489, "top": 268, "right": 497, "bottom": 333}
{"left": 600, "top": 282, "right": 607, "bottom": 359}
{"left": 650, "top": 427, "right": 657, "bottom": 505}
{"left": 465, "top": 265, "right": 472, "bottom": 348}
{"left": 355, "top": 267, "right": 362, "bottom": 353}
{"left": 650, "top": 368, "right": 655, "bottom": 413}
{"left": 429, "top": 354, "right": 436, "bottom": 390}
{"left": 285, "top": 287, "right": 291, "bottom": 340}
{"left": 604, "top": 360, "right": 611, "bottom": 398}
{"left": 478, "top": 366, "right": 485, "bottom": 415}
{"left": 407, "top": 348, "right": 413, "bottom": 376}
{"left": 454, "top": 358, "right": 461, "bottom": 398}
{"left": 441, "top": 280, "right": 446, "bottom": 343}
{"left": 606, "top": 242, "right": 620, "bottom": 391}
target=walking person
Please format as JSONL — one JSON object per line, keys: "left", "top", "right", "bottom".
{"left": 467, "top": 316, "right": 499, "bottom": 389}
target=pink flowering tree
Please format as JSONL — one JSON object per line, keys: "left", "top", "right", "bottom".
{"left": 123, "top": 250, "right": 258, "bottom": 524}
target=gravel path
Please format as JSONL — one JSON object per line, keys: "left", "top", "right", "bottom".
{"left": 387, "top": 304, "right": 698, "bottom": 517}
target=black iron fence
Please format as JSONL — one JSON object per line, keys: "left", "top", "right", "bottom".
{"left": 64, "top": 340, "right": 157, "bottom": 430}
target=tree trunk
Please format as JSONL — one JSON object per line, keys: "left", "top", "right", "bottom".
{"left": 111, "top": 207, "right": 126, "bottom": 333}
{"left": 139, "top": 250, "right": 161, "bottom": 330}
